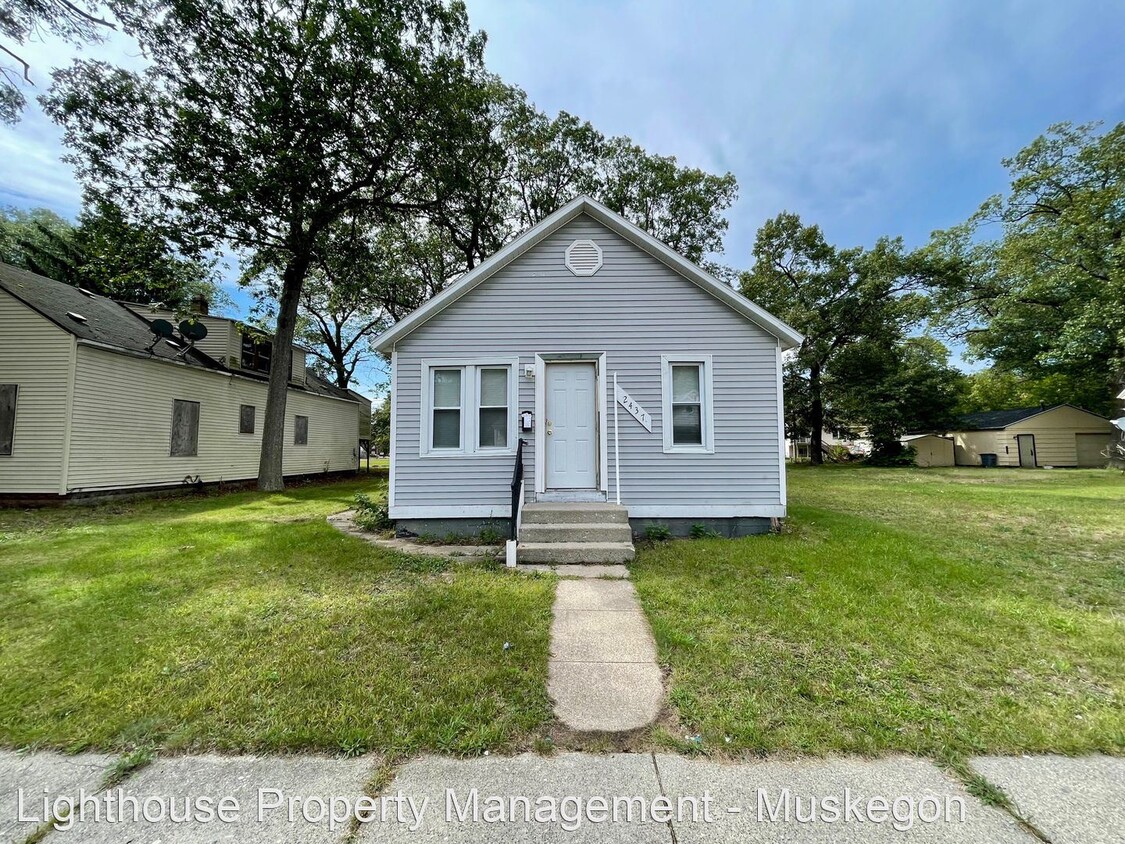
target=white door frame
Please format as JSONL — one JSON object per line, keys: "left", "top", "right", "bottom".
{"left": 534, "top": 352, "right": 608, "bottom": 495}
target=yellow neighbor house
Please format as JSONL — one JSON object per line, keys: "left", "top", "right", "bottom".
{"left": 951, "top": 404, "right": 1115, "bottom": 468}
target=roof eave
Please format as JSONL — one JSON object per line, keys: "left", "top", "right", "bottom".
{"left": 374, "top": 196, "right": 804, "bottom": 351}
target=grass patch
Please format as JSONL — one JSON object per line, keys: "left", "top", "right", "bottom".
{"left": 0, "top": 477, "right": 554, "bottom": 756}
{"left": 633, "top": 465, "right": 1125, "bottom": 757}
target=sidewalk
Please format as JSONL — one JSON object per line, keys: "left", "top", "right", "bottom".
{"left": 2, "top": 749, "right": 1121, "bottom": 843}
{"left": 547, "top": 576, "right": 663, "bottom": 732}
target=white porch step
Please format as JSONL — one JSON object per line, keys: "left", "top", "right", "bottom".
{"left": 519, "top": 522, "right": 633, "bottom": 544}
{"left": 517, "top": 541, "right": 635, "bottom": 565}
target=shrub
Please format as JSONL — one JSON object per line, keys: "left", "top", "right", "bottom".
{"left": 865, "top": 444, "right": 917, "bottom": 467}
{"left": 825, "top": 444, "right": 852, "bottom": 463}
{"left": 645, "top": 524, "right": 672, "bottom": 542}
{"left": 353, "top": 492, "right": 393, "bottom": 532}
{"left": 689, "top": 523, "right": 721, "bottom": 539}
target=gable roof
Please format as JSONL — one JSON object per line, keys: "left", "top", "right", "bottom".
{"left": 0, "top": 262, "right": 220, "bottom": 370}
{"left": 374, "top": 196, "right": 804, "bottom": 352}
{"left": 1, "top": 262, "right": 362, "bottom": 403}
{"left": 957, "top": 404, "right": 1108, "bottom": 430}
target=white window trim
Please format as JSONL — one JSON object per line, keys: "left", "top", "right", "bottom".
{"left": 660, "top": 354, "right": 715, "bottom": 454}
{"left": 419, "top": 357, "right": 519, "bottom": 458}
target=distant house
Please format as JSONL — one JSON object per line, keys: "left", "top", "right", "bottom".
{"left": 374, "top": 196, "right": 802, "bottom": 547}
{"left": 0, "top": 264, "right": 370, "bottom": 502}
{"left": 900, "top": 433, "right": 955, "bottom": 467}
{"left": 786, "top": 429, "right": 872, "bottom": 461}
{"left": 950, "top": 404, "right": 1114, "bottom": 468}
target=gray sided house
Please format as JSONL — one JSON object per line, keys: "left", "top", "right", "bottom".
{"left": 375, "top": 197, "right": 802, "bottom": 541}
{"left": 0, "top": 263, "right": 370, "bottom": 502}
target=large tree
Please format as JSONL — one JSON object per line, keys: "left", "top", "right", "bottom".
{"left": 1, "top": 0, "right": 113, "bottom": 123}
{"left": 741, "top": 212, "right": 936, "bottom": 463}
{"left": 929, "top": 121, "right": 1125, "bottom": 414}
{"left": 828, "top": 336, "right": 962, "bottom": 456}
{"left": 46, "top": 0, "right": 485, "bottom": 490}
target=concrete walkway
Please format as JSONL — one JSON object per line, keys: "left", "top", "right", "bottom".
{"left": 547, "top": 577, "right": 664, "bottom": 732}
{"left": 5, "top": 749, "right": 1121, "bottom": 843}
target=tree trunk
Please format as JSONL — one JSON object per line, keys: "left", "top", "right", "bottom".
{"left": 257, "top": 252, "right": 310, "bottom": 491}
{"left": 809, "top": 361, "right": 825, "bottom": 466}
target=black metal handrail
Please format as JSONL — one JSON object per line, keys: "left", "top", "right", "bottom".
{"left": 510, "top": 438, "right": 525, "bottom": 540}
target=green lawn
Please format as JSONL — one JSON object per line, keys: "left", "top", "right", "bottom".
{"left": 3, "top": 465, "right": 1122, "bottom": 762}
{"left": 0, "top": 475, "right": 554, "bottom": 756}
{"left": 633, "top": 465, "right": 1125, "bottom": 758}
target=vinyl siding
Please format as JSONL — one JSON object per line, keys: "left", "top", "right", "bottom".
{"left": 953, "top": 406, "right": 1114, "bottom": 467}
{"left": 121, "top": 306, "right": 238, "bottom": 364}
{"left": 65, "top": 344, "right": 362, "bottom": 492}
{"left": 954, "top": 430, "right": 1003, "bottom": 466}
{"left": 0, "top": 291, "right": 74, "bottom": 493}
{"left": 905, "top": 435, "right": 954, "bottom": 467}
{"left": 1005, "top": 406, "right": 1115, "bottom": 467}
{"left": 390, "top": 214, "right": 783, "bottom": 517}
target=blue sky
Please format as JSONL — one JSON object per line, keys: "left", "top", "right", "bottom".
{"left": 2, "top": 0, "right": 1124, "bottom": 393}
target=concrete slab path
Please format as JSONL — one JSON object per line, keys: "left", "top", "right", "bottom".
{"left": 355, "top": 752, "right": 1037, "bottom": 842}
{"left": 970, "top": 755, "right": 1125, "bottom": 844}
{"left": 1, "top": 750, "right": 1116, "bottom": 842}
{"left": 547, "top": 578, "right": 663, "bottom": 732}
{"left": 0, "top": 750, "right": 114, "bottom": 844}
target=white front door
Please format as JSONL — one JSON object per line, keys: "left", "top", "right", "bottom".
{"left": 545, "top": 362, "right": 597, "bottom": 489}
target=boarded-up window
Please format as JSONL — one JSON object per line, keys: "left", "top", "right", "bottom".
{"left": 294, "top": 415, "right": 309, "bottom": 445}
{"left": 0, "top": 384, "right": 16, "bottom": 456}
{"left": 239, "top": 404, "right": 255, "bottom": 434}
{"left": 170, "top": 399, "right": 200, "bottom": 456}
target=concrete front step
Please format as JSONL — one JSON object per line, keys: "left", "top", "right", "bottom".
{"left": 521, "top": 502, "right": 630, "bottom": 525}
{"left": 517, "top": 541, "right": 635, "bottom": 565}
{"left": 519, "top": 522, "right": 633, "bottom": 544}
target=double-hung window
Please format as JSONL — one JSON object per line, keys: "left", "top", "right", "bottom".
{"left": 421, "top": 359, "right": 517, "bottom": 456}
{"left": 661, "top": 355, "right": 714, "bottom": 453}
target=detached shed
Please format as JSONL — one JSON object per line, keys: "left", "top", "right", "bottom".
{"left": 952, "top": 404, "right": 1115, "bottom": 468}
{"left": 901, "top": 433, "right": 954, "bottom": 467}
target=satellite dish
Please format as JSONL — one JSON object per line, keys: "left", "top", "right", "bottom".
{"left": 179, "top": 320, "right": 209, "bottom": 342}
{"left": 150, "top": 319, "right": 175, "bottom": 339}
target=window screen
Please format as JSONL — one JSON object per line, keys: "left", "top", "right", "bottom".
{"left": 478, "top": 368, "right": 509, "bottom": 449}
{"left": 432, "top": 369, "right": 462, "bottom": 449}
{"left": 671, "top": 364, "right": 703, "bottom": 446}
{"left": 294, "top": 415, "right": 309, "bottom": 445}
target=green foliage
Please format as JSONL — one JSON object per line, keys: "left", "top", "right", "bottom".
{"left": 370, "top": 396, "right": 391, "bottom": 457}
{"left": 0, "top": 0, "right": 112, "bottom": 124}
{"left": 0, "top": 200, "right": 220, "bottom": 306}
{"left": 353, "top": 491, "right": 392, "bottom": 532}
{"left": 929, "top": 121, "right": 1125, "bottom": 411}
{"left": 956, "top": 367, "right": 1113, "bottom": 418}
{"left": 825, "top": 444, "right": 852, "bottom": 463}
{"left": 864, "top": 444, "right": 917, "bottom": 467}
{"left": 44, "top": 0, "right": 489, "bottom": 489}
{"left": 689, "top": 523, "right": 720, "bottom": 539}
{"left": 742, "top": 213, "right": 949, "bottom": 460}
{"left": 828, "top": 336, "right": 962, "bottom": 451}
{"left": 644, "top": 524, "right": 672, "bottom": 542}
{"left": 477, "top": 521, "right": 506, "bottom": 545}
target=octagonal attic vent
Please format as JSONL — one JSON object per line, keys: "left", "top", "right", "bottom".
{"left": 565, "top": 239, "right": 603, "bottom": 276}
